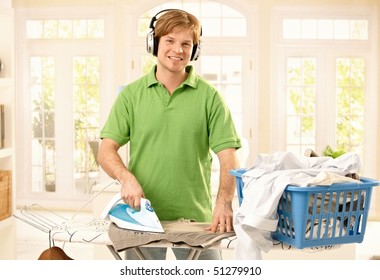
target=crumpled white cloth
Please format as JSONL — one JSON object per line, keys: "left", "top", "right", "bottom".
{"left": 233, "top": 151, "right": 361, "bottom": 260}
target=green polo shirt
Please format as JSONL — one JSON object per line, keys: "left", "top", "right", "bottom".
{"left": 100, "top": 65, "right": 241, "bottom": 222}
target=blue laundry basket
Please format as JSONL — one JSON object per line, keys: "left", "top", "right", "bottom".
{"left": 230, "top": 168, "right": 379, "bottom": 249}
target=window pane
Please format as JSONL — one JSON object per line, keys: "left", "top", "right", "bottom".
{"left": 88, "top": 19, "right": 105, "bottom": 38}
{"left": 351, "top": 20, "right": 368, "bottom": 40}
{"left": 73, "top": 20, "right": 88, "bottom": 38}
{"left": 282, "top": 18, "right": 369, "bottom": 40}
{"left": 30, "top": 57, "right": 56, "bottom": 193}
{"left": 26, "top": 20, "right": 43, "bottom": 38}
{"left": 335, "top": 58, "right": 365, "bottom": 154}
{"left": 139, "top": 3, "right": 246, "bottom": 37}
{"left": 141, "top": 55, "right": 156, "bottom": 75}
{"left": 287, "top": 115, "right": 301, "bottom": 143}
{"left": 138, "top": 17, "right": 151, "bottom": 36}
{"left": 302, "top": 19, "right": 317, "bottom": 39}
{"left": 201, "top": 56, "right": 221, "bottom": 82}
{"left": 222, "top": 56, "right": 242, "bottom": 83}
{"left": 318, "top": 19, "right": 334, "bottom": 39}
{"left": 222, "top": 18, "right": 246, "bottom": 37}
{"left": 200, "top": 55, "right": 243, "bottom": 137}
{"left": 222, "top": 5, "right": 244, "bottom": 17}
{"left": 286, "top": 57, "right": 316, "bottom": 153}
{"left": 44, "top": 20, "right": 58, "bottom": 38}
{"left": 73, "top": 57, "right": 100, "bottom": 194}
{"left": 31, "top": 139, "right": 43, "bottom": 192}
{"left": 334, "top": 20, "right": 350, "bottom": 39}
{"left": 202, "top": 18, "right": 221, "bottom": 36}
{"left": 27, "top": 19, "right": 104, "bottom": 39}
{"left": 45, "top": 140, "right": 56, "bottom": 192}
{"left": 283, "top": 19, "right": 301, "bottom": 39}
{"left": 58, "top": 20, "right": 73, "bottom": 38}
{"left": 287, "top": 58, "right": 302, "bottom": 85}
{"left": 201, "top": 2, "right": 221, "bottom": 17}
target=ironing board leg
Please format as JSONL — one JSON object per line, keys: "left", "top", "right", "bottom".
{"left": 107, "top": 245, "right": 202, "bottom": 260}
{"left": 186, "top": 249, "right": 202, "bottom": 260}
{"left": 133, "top": 247, "right": 146, "bottom": 260}
{"left": 107, "top": 245, "right": 123, "bottom": 260}
{"left": 107, "top": 246, "right": 145, "bottom": 260}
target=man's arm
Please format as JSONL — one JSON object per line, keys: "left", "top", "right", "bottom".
{"left": 208, "top": 147, "right": 240, "bottom": 233}
{"left": 97, "top": 138, "right": 144, "bottom": 210}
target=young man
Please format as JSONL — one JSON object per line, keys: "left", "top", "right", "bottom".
{"left": 98, "top": 9, "right": 241, "bottom": 259}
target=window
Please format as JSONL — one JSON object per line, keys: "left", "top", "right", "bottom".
{"left": 274, "top": 10, "right": 376, "bottom": 176}
{"left": 26, "top": 19, "right": 104, "bottom": 39}
{"left": 286, "top": 57, "right": 316, "bottom": 155}
{"left": 17, "top": 8, "right": 110, "bottom": 205}
{"left": 200, "top": 56, "right": 243, "bottom": 134}
{"left": 31, "top": 57, "right": 56, "bottom": 192}
{"left": 29, "top": 54, "right": 101, "bottom": 195}
{"left": 335, "top": 58, "right": 365, "bottom": 155}
{"left": 282, "top": 18, "right": 368, "bottom": 40}
{"left": 73, "top": 57, "right": 100, "bottom": 193}
{"left": 27, "top": 38, "right": 103, "bottom": 196}
{"left": 137, "top": 1, "right": 247, "bottom": 37}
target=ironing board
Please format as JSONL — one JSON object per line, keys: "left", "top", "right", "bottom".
{"left": 49, "top": 217, "right": 238, "bottom": 260}
{"left": 14, "top": 204, "right": 343, "bottom": 260}
{"left": 47, "top": 217, "right": 345, "bottom": 260}
{"left": 14, "top": 205, "right": 237, "bottom": 260}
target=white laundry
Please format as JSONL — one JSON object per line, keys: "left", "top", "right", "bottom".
{"left": 233, "top": 151, "right": 361, "bottom": 260}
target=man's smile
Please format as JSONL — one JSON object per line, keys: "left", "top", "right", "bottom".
{"left": 168, "top": 56, "right": 183, "bottom": 60}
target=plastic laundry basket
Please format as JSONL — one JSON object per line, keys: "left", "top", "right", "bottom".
{"left": 230, "top": 168, "right": 379, "bottom": 249}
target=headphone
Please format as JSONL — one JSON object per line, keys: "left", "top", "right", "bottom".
{"left": 146, "top": 9, "right": 202, "bottom": 61}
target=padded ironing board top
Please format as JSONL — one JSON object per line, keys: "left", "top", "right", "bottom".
{"left": 50, "top": 218, "right": 342, "bottom": 256}
{"left": 51, "top": 218, "right": 112, "bottom": 245}
{"left": 50, "top": 218, "right": 238, "bottom": 250}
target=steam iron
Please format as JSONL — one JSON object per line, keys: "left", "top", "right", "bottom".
{"left": 101, "top": 193, "right": 164, "bottom": 233}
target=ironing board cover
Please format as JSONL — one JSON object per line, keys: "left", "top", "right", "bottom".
{"left": 51, "top": 218, "right": 112, "bottom": 245}
{"left": 49, "top": 217, "right": 340, "bottom": 254}
{"left": 50, "top": 217, "right": 237, "bottom": 250}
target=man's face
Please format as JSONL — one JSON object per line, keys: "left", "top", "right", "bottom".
{"left": 156, "top": 27, "right": 193, "bottom": 73}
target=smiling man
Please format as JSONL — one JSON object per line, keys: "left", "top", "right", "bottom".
{"left": 97, "top": 9, "right": 241, "bottom": 260}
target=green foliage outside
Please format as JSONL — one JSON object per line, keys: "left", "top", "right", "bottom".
{"left": 322, "top": 145, "right": 346, "bottom": 159}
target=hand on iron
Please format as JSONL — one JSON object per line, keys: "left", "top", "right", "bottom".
{"left": 120, "top": 175, "right": 145, "bottom": 211}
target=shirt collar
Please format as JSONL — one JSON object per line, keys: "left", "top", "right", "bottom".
{"left": 146, "top": 65, "right": 198, "bottom": 89}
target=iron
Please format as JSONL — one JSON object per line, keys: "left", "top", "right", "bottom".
{"left": 101, "top": 193, "right": 164, "bottom": 233}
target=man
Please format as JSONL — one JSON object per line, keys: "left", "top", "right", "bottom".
{"left": 97, "top": 9, "right": 241, "bottom": 259}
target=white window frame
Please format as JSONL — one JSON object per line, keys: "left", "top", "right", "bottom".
{"left": 272, "top": 7, "right": 378, "bottom": 176}
{"left": 272, "top": 7, "right": 378, "bottom": 217}
{"left": 15, "top": 7, "right": 115, "bottom": 208}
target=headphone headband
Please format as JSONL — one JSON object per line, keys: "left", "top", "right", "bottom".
{"left": 148, "top": 9, "right": 174, "bottom": 29}
{"left": 146, "top": 9, "right": 202, "bottom": 61}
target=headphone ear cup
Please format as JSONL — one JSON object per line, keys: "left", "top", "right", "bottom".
{"left": 146, "top": 30, "right": 160, "bottom": 56}
{"left": 153, "top": 37, "right": 159, "bottom": 56}
{"left": 146, "top": 30, "right": 155, "bottom": 54}
{"left": 191, "top": 40, "right": 202, "bottom": 61}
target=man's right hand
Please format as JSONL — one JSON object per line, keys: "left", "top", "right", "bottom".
{"left": 120, "top": 174, "right": 145, "bottom": 210}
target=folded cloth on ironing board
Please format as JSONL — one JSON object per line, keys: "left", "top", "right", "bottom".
{"left": 108, "top": 218, "right": 235, "bottom": 252}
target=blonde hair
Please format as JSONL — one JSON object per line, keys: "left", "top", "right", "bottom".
{"left": 154, "top": 10, "right": 201, "bottom": 45}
